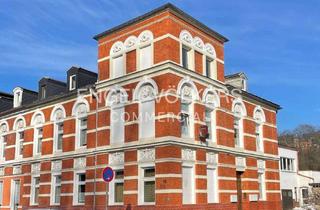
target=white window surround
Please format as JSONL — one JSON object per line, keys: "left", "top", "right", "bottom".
{"left": 31, "top": 112, "right": 45, "bottom": 157}
{"left": 72, "top": 99, "right": 90, "bottom": 150}
{"left": 133, "top": 78, "right": 159, "bottom": 140}
{"left": 177, "top": 77, "right": 199, "bottom": 139}
{"left": 179, "top": 30, "right": 217, "bottom": 78}
{"left": 10, "top": 179, "right": 20, "bottom": 209}
{"left": 207, "top": 152, "right": 218, "bottom": 203}
{"left": 137, "top": 30, "right": 154, "bottom": 71}
{"left": 138, "top": 164, "right": 156, "bottom": 205}
{"left": 106, "top": 86, "right": 128, "bottom": 145}
{"left": 30, "top": 175, "right": 40, "bottom": 205}
{"left": 13, "top": 87, "right": 23, "bottom": 108}
{"left": 73, "top": 171, "right": 86, "bottom": 205}
{"left": 232, "top": 99, "right": 247, "bottom": 149}
{"left": 13, "top": 117, "right": 26, "bottom": 160}
{"left": 253, "top": 106, "right": 266, "bottom": 153}
{"left": 108, "top": 165, "right": 124, "bottom": 206}
{"left": 257, "top": 160, "right": 266, "bottom": 200}
{"left": 0, "top": 122, "right": 8, "bottom": 161}
{"left": 51, "top": 105, "right": 66, "bottom": 153}
{"left": 182, "top": 148, "right": 196, "bottom": 204}
{"left": 202, "top": 86, "right": 220, "bottom": 143}
{"left": 69, "top": 75, "right": 76, "bottom": 90}
{"left": 50, "top": 173, "right": 62, "bottom": 205}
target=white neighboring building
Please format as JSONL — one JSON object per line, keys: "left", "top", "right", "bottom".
{"left": 279, "top": 145, "right": 320, "bottom": 210}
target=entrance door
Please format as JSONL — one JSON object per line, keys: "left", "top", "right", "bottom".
{"left": 236, "top": 172, "right": 243, "bottom": 210}
{"left": 282, "top": 189, "right": 293, "bottom": 210}
{"left": 11, "top": 180, "right": 20, "bottom": 210}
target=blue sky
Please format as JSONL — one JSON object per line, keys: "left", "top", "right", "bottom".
{"left": 0, "top": 0, "right": 319, "bottom": 132}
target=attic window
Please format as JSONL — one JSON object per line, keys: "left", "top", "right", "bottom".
{"left": 13, "top": 89, "right": 23, "bottom": 108}
{"left": 41, "top": 85, "right": 46, "bottom": 99}
{"left": 69, "top": 75, "right": 76, "bottom": 90}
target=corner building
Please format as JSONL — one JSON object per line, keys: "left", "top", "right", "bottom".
{"left": 0, "top": 4, "right": 281, "bottom": 210}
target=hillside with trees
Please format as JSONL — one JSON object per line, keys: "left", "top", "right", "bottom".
{"left": 278, "top": 124, "right": 320, "bottom": 171}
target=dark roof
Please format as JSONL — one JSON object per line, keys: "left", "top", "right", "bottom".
{"left": 226, "top": 84, "right": 281, "bottom": 111}
{"left": 93, "top": 3, "right": 228, "bottom": 43}
{"left": 39, "top": 77, "right": 66, "bottom": 86}
{"left": 17, "top": 87, "right": 38, "bottom": 95}
{"left": 225, "top": 72, "right": 247, "bottom": 79}
{"left": 0, "top": 91, "right": 13, "bottom": 99}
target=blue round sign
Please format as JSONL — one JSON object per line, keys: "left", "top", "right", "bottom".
{"left": 102, "top": 167, "right": 114, "bottom": 182}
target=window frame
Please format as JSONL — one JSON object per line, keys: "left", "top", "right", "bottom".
{"left": 33, "top": 126, "right": 43, "bottom": 156}
{"left": 73, "top": 171, "right": 86, "bottom": 205}
{"left": 0, "top": 135, "right": 6, "bottom": 161}
{"left": 50, "top": 173, "right": 62, "bottom": 205}
{"left": 109, "top": 167, "right": 124, "bottom": 205}
{"left": 138, "top": 164, "right": 155, "bottom": 205}
{"left": 69, "top": 75, "right": 76, "bottom": 90}
{"left": 15, "top": 130, "right": 24, "bottom": 159}
{"left": 31, "top": 175, "right": 40, "bottom": 205}
{"left": 181, "top": 102, "right": 191, "bottom": 138}
{"left": 182, "top": 164, "right": 195, "bottom": 204}
{"left": 181, "top": 45, "right": 193, "bottom": 70}
{"left": 53, "top": 121, "right": 64, "bottom": 153}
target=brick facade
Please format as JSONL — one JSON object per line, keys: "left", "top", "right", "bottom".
{"left": 0, "top": 3, "right": 281, "bottom": 210}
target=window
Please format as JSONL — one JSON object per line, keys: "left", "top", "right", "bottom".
{"left": 207, "top": 168, "right": 218, "bottom": 203}
{"left": 31, "top": 176, "right": 40, "bottom": 205}
{"left": 110, "top": 107, "right": 125, "bottom": 144}
{"left": 75, "top": 173, "right": 86, "bottom": 204}
{"left": 16, "top": 131, "right": 24, "bottom": 159}
{"left": 0, "top": 181, "right": 3, "bottom": 205}
{"left": 182, "top": 45, "right": 191, "bottom": 69}
{"left": 52, "top": 174, "right": 61, "bottom": 204}
{"left": 255, "top": 123, "right": 262, "bottom": 152}
{"left": 114, "top": 170, "right": 124, "bottom": 204}
{"left": 112, "top": 55, "right": 124, "bottom": 78}
{"left": 258, "top": 172, "right": 266, "bottom": 200}
{"left": 69, "top": 75, "right": 76, "bottom": 90}
{"left": 41, "top": 85, "right": 46, "bottom": 99}
{"left": 234, "top": 117, "right": 240, "bottom": 147}
{"left": 139, "top": 45, "right": 152, "bottom": 70}
{"left": 79, "top": 118, "right": 87, "bottom": 147}
{"left": 205, "top": 108, "right": 212, "bottom": 140}
{"left": 34, "top": 127, "right": 43, "bottom": 155}
{"left": 13, "top": 90, "right": 22, "bottom": 108}
{"left": 54, "top": 122, "right": 63, "bottom": 152}
{"left": 11, "top": 180, "right": 20, "bottom": 208}
{"left": 182, "top": 166, "right": 195, "bottom": 204}
{"left": 205, "top": 57, "right": 213, "bottom": 78}
{"left": 181, "top": 103, "right": 190, "bottom": 137}
{"left": 141, "top": 167, "right": 155, "bottom": 204}
{"left": 0, "top": 135, "right": 6, "bottom": 161}
{"left": 280, "top": 157, "right": 294, "bottom": 171}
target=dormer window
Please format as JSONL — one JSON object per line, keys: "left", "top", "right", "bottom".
{"left": 41, "top": 85, "right": 46, "bottom": 99}
{"left": 69, "top": 75, "right": 76, "bottom": 90}
{"left": 13, "top": 88, "right": 23, "bottom": 108}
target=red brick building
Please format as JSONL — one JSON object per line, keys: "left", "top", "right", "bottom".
{"left": 0, "top": 3, "right": 281, "bottom": 210}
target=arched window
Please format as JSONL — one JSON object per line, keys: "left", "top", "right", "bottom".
{"left": 138, "top": 30, "right": 154, "bottom": 70}
{"left": 178, "top": 77, "right": 199, "bottom": 138}
{"left": 72, "top": 99, "right": 89, "bottom": 149}
{"left": 107, "top": 86, "right": 128, "bottom": 145}
{"left": 13, "top": 117, "right": 26, "bottom": 159}
{"left": 254, "top": 107, "right": 266, "bottom": 152}
{"left": 134, "top": 78, "right": 158, "bottom": 139}
{"left": 202, "top": 86, "right": 220, "bottom": 142}
{"left": 31, "top": 111, "right": 45, "bottom": 156}
{"left": 0, "top": 121, "right": 8, "bottom": 161}
{"left": 204, "top": 43, "right": 217, "bottom": 79}
{"left": 180, "top": 30, "right": 194, "bottom": 70}
{"left": 51, "top": 105, "right": 66, "bottom": 153}
{"left": 232, "top": 99, "right": 246, "bottom": 148}
{"left": 110, "top": 41, "right": 125, "bottom": 78}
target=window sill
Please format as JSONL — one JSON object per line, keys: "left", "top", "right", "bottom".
{"left": 139, "top": 202, "right": 155, "bottom": 206}
{"left": 109, "top": 202, "right": 124, "bottom": 206}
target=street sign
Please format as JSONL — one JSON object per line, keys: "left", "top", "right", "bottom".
{"left": 102, "top": 167, "right": 114, "bottom": 183}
